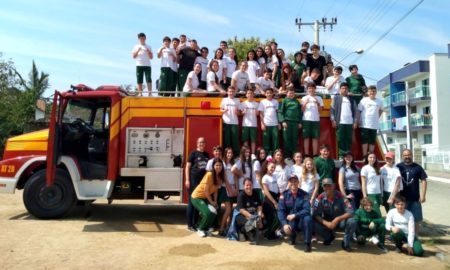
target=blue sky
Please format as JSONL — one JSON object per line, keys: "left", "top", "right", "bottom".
{"left": 1, "top": 0, "right": 449, "bottom": 97}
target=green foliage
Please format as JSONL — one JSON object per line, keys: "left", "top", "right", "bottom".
{"left": 226, "top": 36, "right": 276, "bottom": 63}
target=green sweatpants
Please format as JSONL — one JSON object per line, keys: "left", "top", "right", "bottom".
{"left": 223, "top": 123, "right": 240, "bottom": 156}
{"left": 191, "top": 198, "right": 216, "bottom": 231}
{"left": 159, "top": 67, "right": 173, "bottom": 96}
{"left": 177, "top": 69, "right": 190, "bottom": 93}
{"left": 367, "top": 194, "right": 382, "bottom": 217}
{"left": 391, "top": 230, "right": 424, "bottom": 256}
{"left": 263, "top": 125, "right": 279, "bottom": 155}
{"left": 170, "top": 70, "right": 178, "bottom": 93}
{"left": 337, "top": 124, "right": 353, "bottom": 158}
{"left": 283, "top": 120, "right": 299, "bottom": 159}
{"left": 356, "top": 222, "right": 386, "bottom": 245}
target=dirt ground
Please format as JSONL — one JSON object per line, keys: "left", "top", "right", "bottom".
{"left": 0, "top": 191, "right": 448, "bottom": 270}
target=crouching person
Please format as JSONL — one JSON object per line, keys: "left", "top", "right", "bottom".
{"left": 277, "top": 175, "right": 313, "bottom": 252}
{"left": 354, "top": 197, "right": 388, "bottom": 252}
{"left": 235, "top": 178, "right": 264, "bottom": 244}
{"left": 385, "top": 195, "right": 424, "bottom": 256}
{"left": 313, "top": 178, "right": 356, "bottom": 252}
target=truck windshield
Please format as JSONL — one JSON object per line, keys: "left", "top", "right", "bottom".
{"left": 63, "top": 99, "right": 93, "bottom": 124}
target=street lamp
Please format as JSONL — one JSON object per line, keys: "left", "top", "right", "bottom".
{"left": 335, "top": 49, "right": 364, "bottom": 66}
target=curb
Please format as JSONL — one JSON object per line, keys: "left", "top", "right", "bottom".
{"left": 428, "top": 176, "right": 450, "bottom": 184}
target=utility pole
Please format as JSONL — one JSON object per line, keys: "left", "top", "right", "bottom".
{"left": 295, "top": 17, "right": 337, "bottom": 47}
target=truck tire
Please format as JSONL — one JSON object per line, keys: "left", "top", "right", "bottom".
{"left": 23, "top": 168, "right": 76, "bottom": 219}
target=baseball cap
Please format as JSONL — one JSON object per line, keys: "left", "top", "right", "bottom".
{"left": 385, "top": 151, "right": 395, "bottom": 159}
{"left": 322, "top": 178, "right": 334, "bottom": 187}
{"left": 288, "top": 174, "right": 299, "bottom": 181}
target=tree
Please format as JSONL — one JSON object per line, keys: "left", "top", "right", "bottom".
{"left": 226, "top": 36, "right": 276, "bottom": 62}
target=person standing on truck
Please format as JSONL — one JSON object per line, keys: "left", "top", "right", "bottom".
{"left": 157, "top": 36, "right": 177, "bottom": 96}
{"left": 194, "top": 47, "right": 209, "bottom": 90}
{"left": 177, "top": 39, "right": 200, "bottom": 94}
{"left": 132, "top": 32, "right": 153, "bottom": 96}
{"left": 278, "top": 88, "right": 302, "bottom": 159}
{"left": 301, "top": 82, "right": 324, "bottom": 157}
{"left": 220, "top": 86, "right": 240, "bottom": 155}
{"left": 306, "top": 44, "right": 327, "bottom": 86}
{"left": 240, "top": 89, "right": 259, "bottom": 154}
{"left": 185, "top": 137, "right": 209, "bottom": 232}
{"left": 258, "top": 88, "right": 280, "bottom": 156}
{"left": 346, "top": 64, "right": 367, "bottom": 104}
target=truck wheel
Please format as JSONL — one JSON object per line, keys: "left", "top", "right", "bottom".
{"left": 23, "top": 168, "right": 76, "bottom": 219}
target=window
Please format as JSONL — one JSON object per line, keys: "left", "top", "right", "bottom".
{"left": 424, "top": 134, "right": 432, "bottom": 144}
{"left": 423, "top": 106, "right": 430, "bottom": 115}
{"left": 387, "top": 137, "right": 393, "bottom": 144}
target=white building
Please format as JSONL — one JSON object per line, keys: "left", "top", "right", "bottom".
{"left": 377, "top": 45, "right": 450, "bottom": 171}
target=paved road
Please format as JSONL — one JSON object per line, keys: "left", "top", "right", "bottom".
{"left": 422, "top": 180, "right": 450, "bottom": 229}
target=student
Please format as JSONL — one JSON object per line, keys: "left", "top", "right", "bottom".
{"left": 258, "top": 88, "right": 280, "bottom": 155}
{"left": 240, "top": 89, "right": 259, "bottom": 154}
{"left": 231, "top": 61, "right": 250, "bottom": 94}
{"left": 246, "top": 49, "right": 260, "bottom": 89}
{"left": 218, "top": 147, "right": 237, "bottom": 237}
{"left": 194, "top": 47, "right": 209, "bottom": 89}
{"left": 191, "top": 158, "right": 224, "bottom": 237}
{"left": 256, "top": 47, "right": 267, "bottom": 74}
{"left": 207, "top": 60, "right": 226, "bottom": 95}
{"left": 255, "top": 70, "right": 276, "bottom": 95}
{"left": 132, "top": 32, "right": 153, "bottom": 96}
{"left": 264, "top": 45, "right": 274, "bottom": 72}
{"left": 273, "top": 149, "right": 292, "bottom": 193}
{"left": 209, "top": 48, "right": 227, "bottom": 88}
{"left": 157, "top": 36, "right": 176, "bottom": 96}
{"left": 291, "top": 51, "right": 307, "bottom": 93}
{"left": 251, "top": 147, "right": 265, "bottom": 201}
{"left": 361, "top": 152, "right": 382, "bottom": 217}
{"left": 303, "top": 68, "right": 321, "bottom": 88}
{"left": 330, "top": 82, "right": 358, "bottom": 158}
{"left": 224, "top": 48, "right": 238, "bottom": 89}
{"left": 277, "top": 175, "right": 313, "bottom": 252}
{"left": 314, "top": 144, "right": 335, "bottom": 193}
{"left": 279, "top": 64, "right": 294, "bottom": 94}
{"left": 232, "top": 146, "right": 253, "bottom": 192}
{"left": 272, "top": 49, "right": 289, "bottom": 88}
{"left": 300, "top": 157, "right": 320, "bottom": 206}
{"left": 346, "top": 64, "right": 367, "bottom": 104}
{"left": 278, "top": 88, "right": 302, "bottom": 159}
{"left": 301, "top": 82, "right": 324, "bottom": 157}
{"left": 183, "top": 63, "right": 207, "bottom": 96}
{"left": 358, "top": 85, "right": 383, "bottom": 156}
{"left": 177, "top": 39, "right": 200, "bottom": 93}
{"left": 205, "top": 145, "right": 224, "bottom": 172}
{"left": 386, "top": 195, "right": 424, "bottom": 256}
{"left": 354, "top": 197, "right": 388, "bottom": 252}
{"left": 381, "top": 151, "right": 402, "bottom": 213}
{"left": 170, "top": 37, "right": 180, "bottom": 93}
{"left": 261, "top": 162, "right": 281, "bottom": 239}
{"left": 306, "top": 44, "right": 327, "bottom": 86}
{"left": 338, "top": 152, "right": 362, "bottom": 210}
{"left": 324, "top": 61, "right": 334, "bottom": 79}
{"left": 220, "top": 86, "right": 240, "bottom": 154}
{"left": 291, "top": 152, "right": 304, "bottom": 179}
{"left": 325, "top": 66, "right": 345, "bottom": 96}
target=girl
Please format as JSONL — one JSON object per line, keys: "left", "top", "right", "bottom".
{"left": 279, "top": 63, "right": 294, "bottom": 94}
{"left": 300, "top": 157, "right": 319, "bottom": 206}
{"left": 224, "top": 48, "right": 238, "bottom": 89}
{"left": 291, "top": 51, "right": 306, "bottom": 93}
{"left": 206, "top": 60, "right": 226, "bottom": 95}
{"left": 208, "top": 48, "right": 227, "bottom": 88}
{"left": 338, "top": 152, "right": 362, "bottom": 210}
{"left": 246, "top": 49, "right": 261, "bottom": 89}
{"left": 272, "top": 49, "right": 289, "bottom": 88}
{"left": 191, "top": 158, "right": 224, "bottom": 237}
{"left": 264, "top": 45, "right": 274, "bottom": 72}
{"left": 256, "top": 47, "right": 267, "bottom": 74}
{"left": 218, "top": 148, "right": 237, "bottom": 236}
{"left": 231, "top": 146, "right": 253, "bottom": 192}
{"left": 272, "top": 149, "right": 291, "bottom": 193}
{"left": 252, "top": 147, "right": 267, "bottom": 200}
{"left": 361, "top": 152, "right": 382, "bottom": 216}
{"left": 261, "top": 161, "right": 280, "bottom": 239}
{"left": 291, "top": 152, "right": 303, "bottom": 179}
{"left": 183, "top": 63, "right": 207, "bottom": 96}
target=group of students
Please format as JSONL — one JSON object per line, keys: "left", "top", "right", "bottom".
{"left": 186, "top": 137, "right": 426, "bottom": 256}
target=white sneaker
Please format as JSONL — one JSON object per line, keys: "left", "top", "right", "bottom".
{"left": 206, "top": 227, "right": 214, "bottom": 236}
{"left": 370, "top": 236, "right": 380, "bottom": 245}
{"left": 197, "top": 230, "right": 207, "bottom": 237}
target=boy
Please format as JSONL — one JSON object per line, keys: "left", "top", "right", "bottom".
{"left": 354, "top": 197, "right": 387, "bottom": 252}
{"left": 325, "top": 66, "right": 345, "bottom": 96}
{"left": 240, "top": 89, "right": 259, "bottom": 154}
{"left": 157, "top": 36, "right": 177, "bottom": 96}
{"left": 255, "top": 70, "right": 276, "bottom": 95}
{"left": 258, "top": 88, "right": 280, "bottom": 155}
{"left": 330, "top": 83, "right": 358, "bottom": 158}
{"left": 346, "top": 64, "right": 367, "bottom": 104}
{"left": 385, "top": 195, "right": 424, "bottom": 256}
{"left": 314, "top": 144, "right": 335, "bottom": 193}
{"left": 301, "top": 82, "right": 324, "bottom": 157}
{"left": 132, "top": 32, "right": 153, "bottom": 96}
{"left": 358, "top": 85, "right": 383, "bottom": 156}
{"left": 220, "top": 87, "right": 241, "bottom": 156}
{"left": 231, "top": 61, "right": 251, "bottom": 95}
{"left": 303, "top": 68, "right": 320, "bottom": 88}
{"left": 278, "top": 88, "right": 302, "bottom": 159}
{"left": 381, "top": 151, "right": 402, "bottom": 213}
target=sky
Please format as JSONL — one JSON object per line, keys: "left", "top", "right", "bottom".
{"left": 1, "top": 0, "right": 449, "bottom": 97}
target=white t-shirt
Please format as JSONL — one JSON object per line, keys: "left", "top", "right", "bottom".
{"left": 266, "top": 55, "right": 276, "bottom": 70}
{"left": 361, "top": 165, "right": 382, "bottom": 194}
{"left": 258, "top": 57, "right": 266, "bottom": 67}
{"left": 301, "top": 95, "right": 324, "bottom": 122}
{"left": 183, "top": 71, "right": 199, "bottom": 92}
{"left": 240, "top": 100, "right": 259, "bottom": 127}
{"left": 386, "top": 208, "right": 415, "bottom": 247}
{"left": 381, "top": 165, "right": 403, "bottom": 192}
{"left": 258, "top": 99, "right": 279, "bottom": 126}
{"left": 303, "top": 76, "right": 314, "bottom": 87}
{"left": 232, "top": 70, "right": 249, "bottom": 91}
{"left": 159, "top": 47, "right": 176, "bottom": 68}
{"left": 132, "top": 44, "right": 152, "bottom": 66}
{"left": 225, "top": 56, "right": 237, "bottom": 78}
{"left": 262, "top": 174, "right": 279, "bottom": 194}
{"left": 206, "top": 71, "right": 218, "bottom": 92}
{"left": 358, "top": 97, "right": 383, "bottom": 129}
{"left": 194, "top": 56, "right": 209, "bottom": 81}
{"left": 301, "top": 172, "right": 320, "bottom": 194}
{"left": 209, "top": 59, "right": 225, "bottom": 81}
{"left": 291, "top": 164, "right": 303, "bottom": 179}
{"left": 252, "top": 160, "right": 261, "bottom": 189}
{"left": 233, "top": 159, "right": 252, "bottom": 190}
{"left": 274, "top": 164, "right": 291, "bottom": 193}
{"left": 340, "top": 96, "right": 354, "bottom": 124}
{"left": 325, "top": 75, "right": 345, "bottom": 95}
{"left": 225, "top": 162, "right": 235, "bottom": 187}
{"left": 247, "top": 60, "right": 260, "bottom": 83}
{"left": 256, "top": 77, "right": 274, "bottom": 91}
{"left": 220, "top": 97, "right": 240, "bottom": 125}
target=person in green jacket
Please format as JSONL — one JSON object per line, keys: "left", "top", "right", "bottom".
{"left": 354, "top": 197, "right": 388, "bottom": 252}
{"left": 345, "top": 64, "right": 367, "bottom": 104}
{"left": 314, "top": 144, "right": 335, "bottom": 193}
{"left": 278, "top": 88, "right": 302, "bottom": 159}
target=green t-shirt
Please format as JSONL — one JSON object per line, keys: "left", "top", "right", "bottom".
{"left": 314, "top": 156, "right": 335, "bottom": 183}
{"left": 346, "top": 74, "right": 366, "bottom": 95}
{"left": 278, "top": 97, "right": 302, "bottom": 123}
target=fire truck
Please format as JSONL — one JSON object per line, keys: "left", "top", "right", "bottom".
{"left": 0, "top": 84, "right": 384, "bottom": 219}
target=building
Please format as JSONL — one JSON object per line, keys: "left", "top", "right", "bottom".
{"left": 377, "top": 44, "right": 450, "bottom": 172}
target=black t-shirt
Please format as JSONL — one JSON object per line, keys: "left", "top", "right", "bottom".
{"left": 179, "top": 47, "right": 200, "bottom": 70}
{"left": 306, "top": 55, "right": 326, "bottom": 84}
{"left": 188, "top": 150, "right": 209, "bottom": 184}
{"left": 397, "top": 162, "right": 427, "bottom": 201}
{"left": 237, "top": 191, "right": 262, "bottom": 215}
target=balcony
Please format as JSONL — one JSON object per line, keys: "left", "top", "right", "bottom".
{"left": 382, "top": 97, "right": 391, "bottom": 109}
{"left": 391, "top": 91, "right": 406, "bottom": 106}
{"left": 408, "top": 85, "right": 431, "bottom": 104}
{"left": 379, "top": 121, "right": 392, "bottom": 131}
{"left": 392, "top": 117, "right": 407, "bottom": 132}
{"left": 410, "top": 114, "right": 432, "bottom": 130}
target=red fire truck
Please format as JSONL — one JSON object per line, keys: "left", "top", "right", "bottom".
{"left": 0, "top": 84, "right": 384, "bottom": 218}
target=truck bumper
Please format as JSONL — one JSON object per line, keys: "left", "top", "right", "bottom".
{"left": 0, "top": 177, "right": 17, "bottom": 194}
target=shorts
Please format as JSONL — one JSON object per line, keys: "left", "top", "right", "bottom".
{"left": 242, "top": 126, "right": 257, "bottom": 142}
{"left": 360, "top": 128, "right": 377, "bottom": 144}
{"left": 406, "top": 200, "right": 423, "bottom": 222}
{"left": 218, "top": 186, "right": 237, "bottom": 203}
{"left": 302, "top": 120, "right": 320, "bottom": 139}
{"left": 136, "top": 66, "right": 152, "bottom": 84}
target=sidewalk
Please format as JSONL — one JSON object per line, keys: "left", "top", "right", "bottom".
{"left": 426, "top": 170, "right": 450, "bottom": 184}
